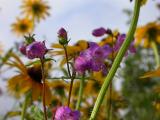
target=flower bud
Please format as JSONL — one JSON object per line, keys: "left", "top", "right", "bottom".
{"left": 92, "top": 27, "right": 107, "bottom": 37}
{"left": 57, "top": 28, "right": 69, "bottom": 45}
{"left": 19, "top": 44, "right": 27, "bottom": 55}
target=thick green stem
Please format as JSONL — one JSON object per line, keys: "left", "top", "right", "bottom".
{"left": 76, "top": 74, "right": 85, "bottom": 110}
{"left": 89, "top": 0, "right": 141, "bottom": 119}
{"left": 151, "top": 41, "right": 160, "bottom": 67}
{"left": 21, "top": 93, "right": 30, "bottom": 120}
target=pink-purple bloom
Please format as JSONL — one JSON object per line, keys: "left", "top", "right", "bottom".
{"left": 26, "top": 41, "right": 48, "bottom": 59}
{"left": 54, "top": 106, "right": 80, "bottom": 120}
{"left": 74, "top": 42, "right": 112, "bottom": 74}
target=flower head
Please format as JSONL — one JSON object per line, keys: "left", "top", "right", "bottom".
{"left": 54, "top": 106, "right": 80, "bottom": 120}
{"left": 6, "top": 53, "right": 52, "bottom": 105}
{"left": 57, "top": 28, "right": 69, "bottom": 45}
{"left": 74, "top": 42, "right": 112, "bottom": 74}
{"left": 11, "top": 18, "right": 33, "bottom": 36}
{"left": 21, "top": 0, "right": 50, "bottom": 22}
{"left": 135, "top": 22, "right": 160, "bottom": 48}
{"left": 26, "top": 41, "right": 47, "bottom": 59}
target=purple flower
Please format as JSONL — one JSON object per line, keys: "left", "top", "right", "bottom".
{"left": 74, "top": 42, "right": 112, "bottom": 74}
{"left": 114, "top": 34, "right": 136, "bottom": 55}
{"left": 58, "top": 28, "right": 68, "bottom": 40}
{"left": 19, "top": 44, "right": 27, "bottom": 55}
{"left": 54, "top": 106, "right": 80, "bottom": 120}
{"left": 26, "top": 41, "right": 48, "bottom": 59}
{"left": 92, "top": 27, "right": 107, "bottom": 37}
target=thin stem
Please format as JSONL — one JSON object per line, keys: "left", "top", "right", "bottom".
{"left": 63, "top": 45, "right": 75, "bottom": 107}
{"left": 63, "top": 45, "right": 72, "bottom": 78}
{"left": 40, "top": 58, "right": 47, "bottom": 120}
{"left": 21, "top": 93, "right": 30, "bottom": 120}
{"left": 67, "top": 74, "right": 74, "bottom": 107}
{"left": 76, "top": 74, "right": 85, "bottom": 110}
{"left": 89, "top": 0, "right": 141, "bottom": 119}
{"left": 151, "top": 41, "right": 160, "bottom": 67}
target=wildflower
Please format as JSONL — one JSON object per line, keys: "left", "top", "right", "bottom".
{"left": 6, "top": 53, "right": 52, "bottom": 105}
{"left": 21, "top": 0, "right": 50, "bottom": 22}
{"left": 92, "top": 27, "right": 112, "bottom": 37}
{"left": 135, "top": 22, "right": 160, "bottom": 47}
{"left": 26, "top": 41, "right": 48, "bottom": 59}
{"left": 57, "top": 28, "right": 69, "bottom": 45}
{"left": 74, "top": 42, "right": 112, "bottom": 74}
{"left": 54, "top": 106, "right": 80, "bottom": 120}
{"left": 11, "top": 18, "right": 33, "bottom": 36}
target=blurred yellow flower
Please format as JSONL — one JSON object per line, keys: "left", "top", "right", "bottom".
{"left": 21, "top": 0, "right": 50, "bottom": 22}
{"left": 135, "top": 22, "right": 160, "bottom": 48}
{"left": 140, "top": 67, "right": 160, "bottom": 78}
{"left": 51, "top": 40, "right": 88, "bottom": 66}
{"left": 11, "top": 18, "right": 33, "bottom": 36}
{"left": 6, "top": 53, "right": 52, "bottom": 105}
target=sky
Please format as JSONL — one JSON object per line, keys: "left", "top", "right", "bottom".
{"left": 0, "top": 0, "right": 159, "bottom": 50}
{"left": 0, "top": 0, "right": 159, "bottom": 117}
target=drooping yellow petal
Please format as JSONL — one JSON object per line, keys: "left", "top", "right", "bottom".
{"left": 140, "top": 67, "right": 160, "bottom": 78}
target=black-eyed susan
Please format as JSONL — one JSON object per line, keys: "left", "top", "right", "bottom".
{"left": 21, "top": 0, "right": 50, "bottom": 22}
{"left": 6, "top": 53, "right": 52, "bottom": 105}
{"left": 51, "top": 40, "right": 88, "bottom": 66}
{"left": 135, "top": 22, "right": 160, "bottom": 48}
{"left": 11, "top": 18, "right": 33, "bottom": 36}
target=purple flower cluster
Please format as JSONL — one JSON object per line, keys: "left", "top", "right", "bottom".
{"left": 19, "top": 41, "right": 48, "bottom": 59}
{"left": 74, "top": 32, "right": 136, "bottom": 74}
{"left": 54, "top": 106, "right": 80, "bottom": 120}
{"left": 74, "top": 42, "right": 112, "bottom": 74}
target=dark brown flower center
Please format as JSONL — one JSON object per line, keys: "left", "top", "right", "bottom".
{"left": 20, "top": 23, "right": 28, "bottom": 31}
{"left": 27, "top": 66, "right": 42, "bottom": 83}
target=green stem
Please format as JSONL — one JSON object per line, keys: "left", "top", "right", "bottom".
{"left": 89, "top": 0, "right": 141, "bottom": 119}
{"left": 76, "top": 74, "right": 85, "bottom": 110}
{"left": 151, "top": 41, "right": 160, "bottom": 67}
{"left": 40, "top": 59, "right": 48, "bottom": 120}
{"left": 21, "top": 93, "right": 30, "bottom": 120}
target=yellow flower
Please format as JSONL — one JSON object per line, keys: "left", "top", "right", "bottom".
{"left": 11, "top": 18, "right": 33, "bottom": 36}
{"left": 140, "top": 67, "right": 160, "bottom": 78}
{"left": 135, "top": 22, "right": 160, "bottom": 48}
{"left": 51, "top": 40, "right": 88, "bottom": 66}
{"left": 6, "top": 53, "right": 52, "bottom": 105}
{"left": 21, "top": 0, "right": 50, "bottom": 22}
